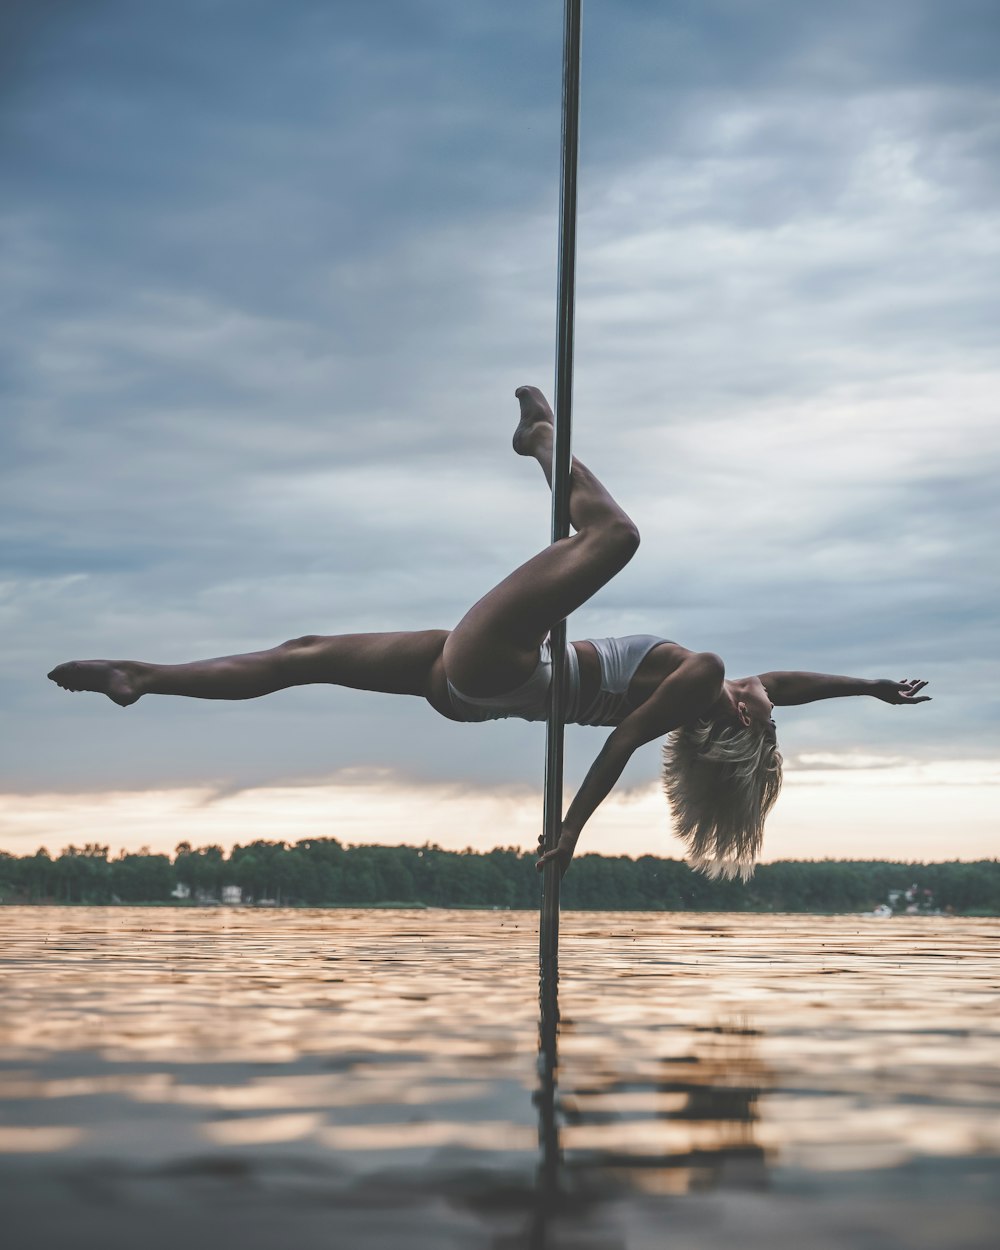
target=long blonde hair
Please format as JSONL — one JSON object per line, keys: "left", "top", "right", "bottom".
{"left": 662, "top": 719, "right": 783, "bottom": 880}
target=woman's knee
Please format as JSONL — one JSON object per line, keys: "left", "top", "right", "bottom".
{"left": 279, "top": 634, "right": 324, "bottom": 652}
{"left": 599, "top": 516, "right": 641, "bottom": 565}
{"left": 620, "top": 517, "right": 641, "bottom": 555}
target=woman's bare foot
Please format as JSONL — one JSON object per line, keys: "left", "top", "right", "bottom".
{"left": 47, "top": 660, "right": 145, "bottom": 707}
{"left": 512, "top": 385, "right": 555, "bottom": 455}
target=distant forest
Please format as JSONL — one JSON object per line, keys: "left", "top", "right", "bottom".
{"left": 1, "top": 840, "right": 998, "bottom": 914}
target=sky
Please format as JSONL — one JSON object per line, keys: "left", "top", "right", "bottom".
{"left": 2, "top": 0, "right": 998, "bottom": 865}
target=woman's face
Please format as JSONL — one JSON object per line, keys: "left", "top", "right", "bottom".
{"left": 707, "top": 678, "right": 775, "bottom": 740}
{"left": 737, "top": 678, "right": 776, "bottom": 740}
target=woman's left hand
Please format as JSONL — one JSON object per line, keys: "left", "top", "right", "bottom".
{"left": 874, "top": 678, "right": 931, "bottom": 705}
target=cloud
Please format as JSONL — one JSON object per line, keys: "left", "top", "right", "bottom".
{"left": 1, "top": 2, "right": 997, "bottom": 861}
{"left": 2, "top": 755, "right": 996, "bottom": 863}
{"left": 793, "top": 753, "right": 910, "bottom": 771}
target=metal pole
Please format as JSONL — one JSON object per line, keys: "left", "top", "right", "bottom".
{"left": 539, "top": 0, "right": 582, "bottom": 1066}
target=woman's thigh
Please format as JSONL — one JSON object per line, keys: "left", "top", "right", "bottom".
{"left": 281, "top": 630, "right": 449, "bottom": 697}
{"left": 443, "top": 525, "right": 635, "bottom": 696}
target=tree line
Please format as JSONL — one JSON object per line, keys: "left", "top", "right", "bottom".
{"left": 1, "top": 839, "right": 997, "bottom": 914}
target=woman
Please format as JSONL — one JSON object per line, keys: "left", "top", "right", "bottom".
{"left": 48, "top": 386, "right": 930, "bottom": 879}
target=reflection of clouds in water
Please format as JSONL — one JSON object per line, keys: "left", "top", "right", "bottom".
{"left": 0, "top": 1126, "right": 84, "bottom": 1153}
{"left": 203, "top": 1113, "right": 321, "bottom": 1145}
{"left": 317, "top": 1121, "right": 535, "bottom": 1151}
{"left": 1, "top": 907, "right": 998, "bottom": 1250}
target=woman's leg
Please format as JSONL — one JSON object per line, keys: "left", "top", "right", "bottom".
{"left": 48, "top": 630, "right": 449, "bottom": 708}
{"left": 443, "top": 386, "right": 639, "bottom": 696}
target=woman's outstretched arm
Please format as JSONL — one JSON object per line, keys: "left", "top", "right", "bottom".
{"left": 535, "top": 652, "right": 725, "bottom": 875}
{"left": 758, "top": 672, "right": 931, "bottom": 707}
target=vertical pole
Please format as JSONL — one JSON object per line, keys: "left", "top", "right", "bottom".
{"left": 539, "top": 0, "right": 582, "bottom": 1075}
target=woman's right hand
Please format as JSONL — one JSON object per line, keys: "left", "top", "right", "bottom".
{"left": 535, "top": 829, "right": 577, "bottom": 877}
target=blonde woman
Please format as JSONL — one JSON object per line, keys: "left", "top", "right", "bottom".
{"left": 49, "top": 387, "right": 930, "bottom": 879}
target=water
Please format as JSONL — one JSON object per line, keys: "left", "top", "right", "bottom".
{"left": 1, "top": 907, "right": 997, "bottom": 1249}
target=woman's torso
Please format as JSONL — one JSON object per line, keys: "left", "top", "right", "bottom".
{"left": 573, "top": 637, "right": 693, "bottom": 721}
{"left": 426, "top": 636, "right": 695, "bottom": 724}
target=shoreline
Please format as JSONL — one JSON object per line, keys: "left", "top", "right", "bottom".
{"left": 2, "top": 899, "right": 995, "bottom": 917}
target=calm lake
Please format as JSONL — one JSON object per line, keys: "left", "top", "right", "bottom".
{"left": 1, "top": 907, "right": 997, "bottom": 1249}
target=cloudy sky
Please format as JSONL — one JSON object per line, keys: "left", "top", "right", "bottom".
{"left": 3, "top": 0, "right": 998, "bottom": 864}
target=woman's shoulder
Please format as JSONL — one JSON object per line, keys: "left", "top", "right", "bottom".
{"left": 617, "top": 638, "right": 700, "bottom": 716}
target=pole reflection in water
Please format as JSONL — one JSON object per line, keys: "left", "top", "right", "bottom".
{"left": 531, "top": 931, "right": 562, "bottom": 1249}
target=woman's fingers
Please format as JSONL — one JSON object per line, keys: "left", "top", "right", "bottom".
{"left": 535, "top": 846, "right": 570, "bottom": 874}
{"left": 535, "top": 849, "right": 556, "bottom": 872}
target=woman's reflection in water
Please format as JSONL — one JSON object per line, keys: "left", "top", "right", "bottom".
{"left": 527, "top": 1016, "right": 770, "bottom": 1248}
{"left": 665, "top": 1021, "right": 770, "bottom": 1193}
